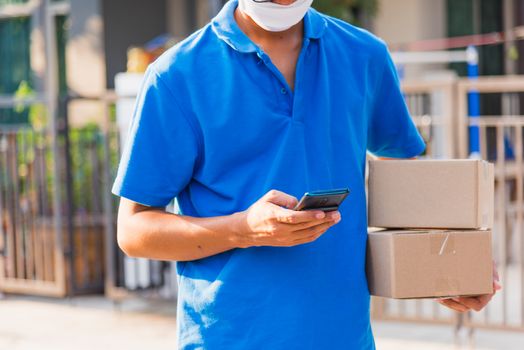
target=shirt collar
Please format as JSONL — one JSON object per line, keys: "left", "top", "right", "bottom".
{"left": 211, "top": 0, "right": 328, "bottom": 54}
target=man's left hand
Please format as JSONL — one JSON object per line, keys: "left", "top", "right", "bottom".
{"left": 436, "top": 262, "right": 502, "bottom": 313}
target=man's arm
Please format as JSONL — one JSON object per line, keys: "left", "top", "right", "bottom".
{"left": 117, "top": 190, "right": 341, "bottom": 261}
{"left": 117, "top": 198, "right": 242, "bottom": 261}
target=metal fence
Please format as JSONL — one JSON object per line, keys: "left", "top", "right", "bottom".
{"left": 458, "top": 77, "right": 524, "bottom": 332}
{"left": 0, "top": 125, "right": 66, "bottom": 296}
{"left": 0, "top": 101, "right": 108, "bottom": 296}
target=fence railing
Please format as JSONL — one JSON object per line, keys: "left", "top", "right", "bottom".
{"left": 0, "top": 94, "right": 116, "bottom": 296}
{"left": 458, "top": 78, "right": 524, "bottom": 332}
{"left": 0, "top": 126, "right": 66, "bottom": 296}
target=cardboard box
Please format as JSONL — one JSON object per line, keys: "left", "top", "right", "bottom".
{"left": 366, "top": 229, "right": 493, "bottom": 299}
{"left": 368, "top": 159, "right": 494, "bottom": 229}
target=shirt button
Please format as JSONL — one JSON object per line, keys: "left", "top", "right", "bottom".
{"left": 280, "top": 87, "right": 287, "bottom": 95}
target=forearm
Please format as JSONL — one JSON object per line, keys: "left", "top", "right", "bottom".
{"left": 116, "top": 189, "right": 340, "bottom": 261}
{"left": 118, "top": 208, "right": 246, "bottom": 262}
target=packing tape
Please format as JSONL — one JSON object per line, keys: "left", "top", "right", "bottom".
{"left": 431, "top": 233, "right": 459, "bottom": 296}
{"left": 430, "top": 232, "right": 456, "bottom": 255}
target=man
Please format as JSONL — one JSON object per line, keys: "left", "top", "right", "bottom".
{"left": 112, "top": 0, "right": 499, "bottom": 348}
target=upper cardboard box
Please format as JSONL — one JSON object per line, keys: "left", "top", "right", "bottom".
{"left": 368, "top": 159, "right": 494, "bottom": 229}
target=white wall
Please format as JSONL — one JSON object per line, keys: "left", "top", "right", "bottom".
{"left": 373, "top": 0, "right": 448, "bottom": 78}
{"left": 67, "top": 0, "right": 107, "bottom": 127}
{"left": 167, "top": 0, "right": 191, "bottom": 37}
{"left": 374, "top": 0, "right": 446, "bottom": 45}
{"left": 167, "top": 0, "right": 213, "bottom": 38}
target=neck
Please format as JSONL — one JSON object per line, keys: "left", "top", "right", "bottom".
{"left": 234, "top": 7, "right": 304, "bottom": 44}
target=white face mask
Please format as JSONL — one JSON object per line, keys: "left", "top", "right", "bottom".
{"left": 238, "top": 0, "right": 314, "bottom": 32}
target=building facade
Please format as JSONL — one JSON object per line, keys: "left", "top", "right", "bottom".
{"left": 0, "top": 0, "right": 227, "bottom": 124}
{"left": 373, "top": 0, "right": 519, "bottom": 79}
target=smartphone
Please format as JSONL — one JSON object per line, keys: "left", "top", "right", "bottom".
{"left": 293, "top": 188, "right": 350, "bottom": 212}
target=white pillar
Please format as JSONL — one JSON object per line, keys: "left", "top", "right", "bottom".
{"left": 67, "top": 0, "right": 106, "bottom": 127}
{"left": 374, "top": 0, "right": 447, "bottom": 79}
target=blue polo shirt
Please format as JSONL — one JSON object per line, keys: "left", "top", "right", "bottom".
{"left": 111, "top": 1, "right": 425, "bottom": 348}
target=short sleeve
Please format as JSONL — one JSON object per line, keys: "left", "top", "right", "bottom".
{"left": 367, "top": 47, "right": 426, "bottom": 158}
{"left": 111, "top": 67, "right": 200, "bottom": 207}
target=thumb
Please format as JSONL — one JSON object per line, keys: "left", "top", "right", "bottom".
{"left": 494, "top": 280, "right": 502, "bottom": 292}
{"left": 263, "top": 190, "right": 298, "bottom": 209}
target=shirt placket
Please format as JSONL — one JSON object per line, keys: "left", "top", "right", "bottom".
{"left": 255, "top": 38, "right": 311, "bottom": 121}
{"left": 291, "top": 38, "right": 310, "bottom": 123}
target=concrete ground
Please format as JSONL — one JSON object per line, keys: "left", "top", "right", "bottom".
{"left": 1, "top": 294, "right": 524, "bottom": 350}
{"left": 374, "top": 322, "right": 524, "bottom": 350}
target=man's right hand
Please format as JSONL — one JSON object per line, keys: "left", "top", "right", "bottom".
{"left": 232, "top": 190, "right": 341, "bottom": 248}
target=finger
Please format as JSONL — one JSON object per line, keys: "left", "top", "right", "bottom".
{"left": 451, "top": 296, "right": 487, "bottom": 312}
{"left": 280, "top": 220, "right": 340, "bottom": 247}
{"left": 263, "top": 190, "right": 298, "bottom": 209}
{"left": 292, "top": 221, "right": 337, "bottom": 239}
{"left": 281, "top": 212, "right": 341, "bottom": 230}
{"left": 287, "top": 228, "right": 328, "bottom": 246}
{"left": 475, "top": 293, "right": 494, "bottom": 306}
{"left": 273, "top": 206, "right": 328, "bottom": 224}
{"left": 494, "top": 280, "right": 502, "bottom": 292}
{"left": 436, "top": 298, "right": 470, "bottom": 313}
{"left": 492, "top": 262, "right": 502, "bottom": 291}
{"left": 256, "top": 231, "right": 325, "bottom": 248}
{"left": 290, "top": 233, "right": 325, "bottom": 246}
{"left": 281, "top": 224, "right": 332, "bottom": 247}
{"left": 285, "top": 218, "right": 336, "bottom": 232}
{"left": 438, "top": 298, "right": 471, "bottom": 312}
{"left": 274, "top": 221, "right": 336, "bottom": 247}
{"left": 493, "top": 260, "right": 500, "bottom": 282}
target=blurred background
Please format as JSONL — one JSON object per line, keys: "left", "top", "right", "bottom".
{"left": 1, "top": 0, "right": 524, "bottom": 349}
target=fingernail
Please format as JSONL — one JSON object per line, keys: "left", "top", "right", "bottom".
{"left": 316, "top": 212, "right": 325, "bottom": 219}
{"left": 332, "top": 213, "right": 341, "bottom": 220}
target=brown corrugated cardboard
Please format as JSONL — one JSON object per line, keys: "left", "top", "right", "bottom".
{"left": 368, "top": 159, "right": 494, "bottom": 229}
{"left": 366, "top": 229, "right": 493, "bottom": 299}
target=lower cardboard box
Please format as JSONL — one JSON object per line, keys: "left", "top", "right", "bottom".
{"left": 366, "top": 229, "right": 493, "bottom": 299}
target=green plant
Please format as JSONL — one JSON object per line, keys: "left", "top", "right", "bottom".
{"left": 69, "top": 123, "right": 104, "bottom": 213}
{"left": 14, "top": 80, "right": 47, "bottom": 131}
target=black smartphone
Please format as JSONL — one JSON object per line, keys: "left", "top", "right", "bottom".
{"left": 293, "top": 188, "right": 350, "bottom": 212}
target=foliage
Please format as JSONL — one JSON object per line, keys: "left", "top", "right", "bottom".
{"left": 4, "top": 120, "right": 120, "bottom": 217}
{"left": 0, "top": 0, "right": 29, "bottom": 5}
{"left": 69, "top": 123, "right": 104, "bottom": 213}
{"left": 14, "top": 81, "right": 47, "bottom": 131}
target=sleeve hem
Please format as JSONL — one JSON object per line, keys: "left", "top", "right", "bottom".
{"left": 111, "top": 185, "right": 172, "bottom": 208}
{"left": 369, "top": 140, "right": 426, "bottom": 159}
